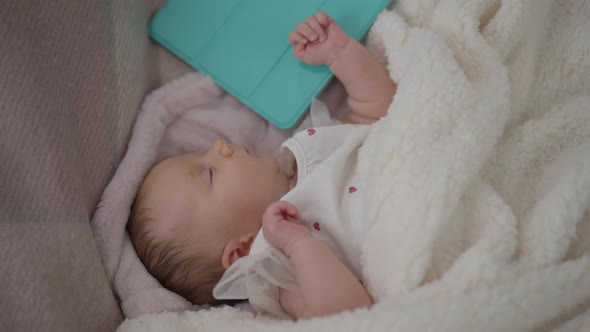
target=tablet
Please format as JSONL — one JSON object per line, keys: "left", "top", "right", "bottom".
{"left": 149, "top": 0, "right": 389, "bottom": 128}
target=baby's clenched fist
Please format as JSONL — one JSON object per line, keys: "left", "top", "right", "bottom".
{"left": 288, "top": 10, "right": 351, "bottom": 66}
{"left": 262, "top": 201, "right": 311, "bottom": 258}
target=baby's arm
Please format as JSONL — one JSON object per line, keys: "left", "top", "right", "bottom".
{"left": 290, "top": 11, "right": 396, "bottom": 124}
{"left": 262, "top": 201, "right": 373, "bottom": 319}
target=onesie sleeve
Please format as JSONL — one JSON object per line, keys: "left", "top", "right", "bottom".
{"left": 213, "top": 240, "right": 298, "bottom": 318}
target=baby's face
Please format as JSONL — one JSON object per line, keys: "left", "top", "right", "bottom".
{"left": 142, "top": 140, "right": 290, "bottom": 253}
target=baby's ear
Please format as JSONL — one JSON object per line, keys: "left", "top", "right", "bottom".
{"left": 221, "top": 234, "right": 255, "bottom": 269}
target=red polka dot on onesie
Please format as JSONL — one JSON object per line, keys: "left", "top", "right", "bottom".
{"left": 313, "top": 222, "right": 321, "bottom": 231}
{"left": 348, "top": 186, "right": 357, "bottom": 193}
{"left": 307, "top": 128, "right": 316, "bottom": 136}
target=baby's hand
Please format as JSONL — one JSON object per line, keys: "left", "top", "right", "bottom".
{"left": 262, "top": 201, "right": 311, "bottom": 257}
{"left": 289, "top": 10, "right": 350, "bottom": 66}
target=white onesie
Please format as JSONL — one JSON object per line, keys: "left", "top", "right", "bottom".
{"left": 213, "top": 101, "right": 371, "bottom": 318}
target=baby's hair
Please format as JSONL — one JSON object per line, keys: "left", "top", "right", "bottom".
{"left": 128, "top": 189, "right": 226, "bottom": 305}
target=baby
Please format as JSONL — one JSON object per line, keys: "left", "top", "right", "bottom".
{"left": 129, "top": 11, "right": 396, "bottom": 319}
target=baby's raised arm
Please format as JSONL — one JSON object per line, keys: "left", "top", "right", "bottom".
{"left": 262, "top": 201, "right": 373, "bottom": 319}
{"left": 289, "top": 11, "right": 396, "bottom": 124}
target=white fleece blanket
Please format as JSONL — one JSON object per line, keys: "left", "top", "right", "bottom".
{"left": 119, "top": 0, "right": 590, "bottom": 330}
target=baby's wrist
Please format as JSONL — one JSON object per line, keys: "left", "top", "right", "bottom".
{"left": 327, "top": 35, "right": 352, "bottom": 68}
{"left": 284, "top": 234, "right": 316, "bottom": 259}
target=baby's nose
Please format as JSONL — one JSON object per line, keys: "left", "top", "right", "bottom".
{"left": 211, "top": 139, "right": 233, "bottom": 158}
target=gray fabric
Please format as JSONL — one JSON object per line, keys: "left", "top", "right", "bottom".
{"left": 0, "top": 0, "right": 189, "bottom": 330}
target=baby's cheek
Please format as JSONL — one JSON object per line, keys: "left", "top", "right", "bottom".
{"left": 227, "top": 188, "right": 267, "bottom": 220}
{"left": 227, "top": 162, "right": 279, "bottom": 214}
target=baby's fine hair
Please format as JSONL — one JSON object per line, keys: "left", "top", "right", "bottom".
{"left": 128, "top": 189, "right": 226, "bottom": 305}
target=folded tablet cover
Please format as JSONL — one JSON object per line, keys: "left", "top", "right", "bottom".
{"left": 149, "top": 0, "right": 389, "bottom": 129}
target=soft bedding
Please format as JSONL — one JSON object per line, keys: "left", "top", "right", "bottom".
{"left": 94, "top": 0, "right": 590, "bottom": 331}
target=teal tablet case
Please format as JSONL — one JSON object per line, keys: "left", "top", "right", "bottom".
{"left": 149, "top": 0, "right": 389, "bottom": 129}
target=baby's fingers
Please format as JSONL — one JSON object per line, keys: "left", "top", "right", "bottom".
{"left": 276, "top": 201, "right": 300, "bottom": 220}
{"left": 306, "top": 16, "right": 326, "bottom": 42}
{"left": 263, "top": 201, "right": 300, "bottom": 226}
{"left": 289, "top": 31, "right": 308, "bottom": 47}
{"left": 296, "top": 21, "right": 318, "bottom": 42}
{"left": 315, "top": 10, "right": 331, "bottom": 27}
{"left": 262, "top": 212, "right": 310, "bottom": 255}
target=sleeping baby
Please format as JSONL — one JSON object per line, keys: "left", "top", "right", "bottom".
{"left": 128, "top": 10, "right": 396, "bottom": 319}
